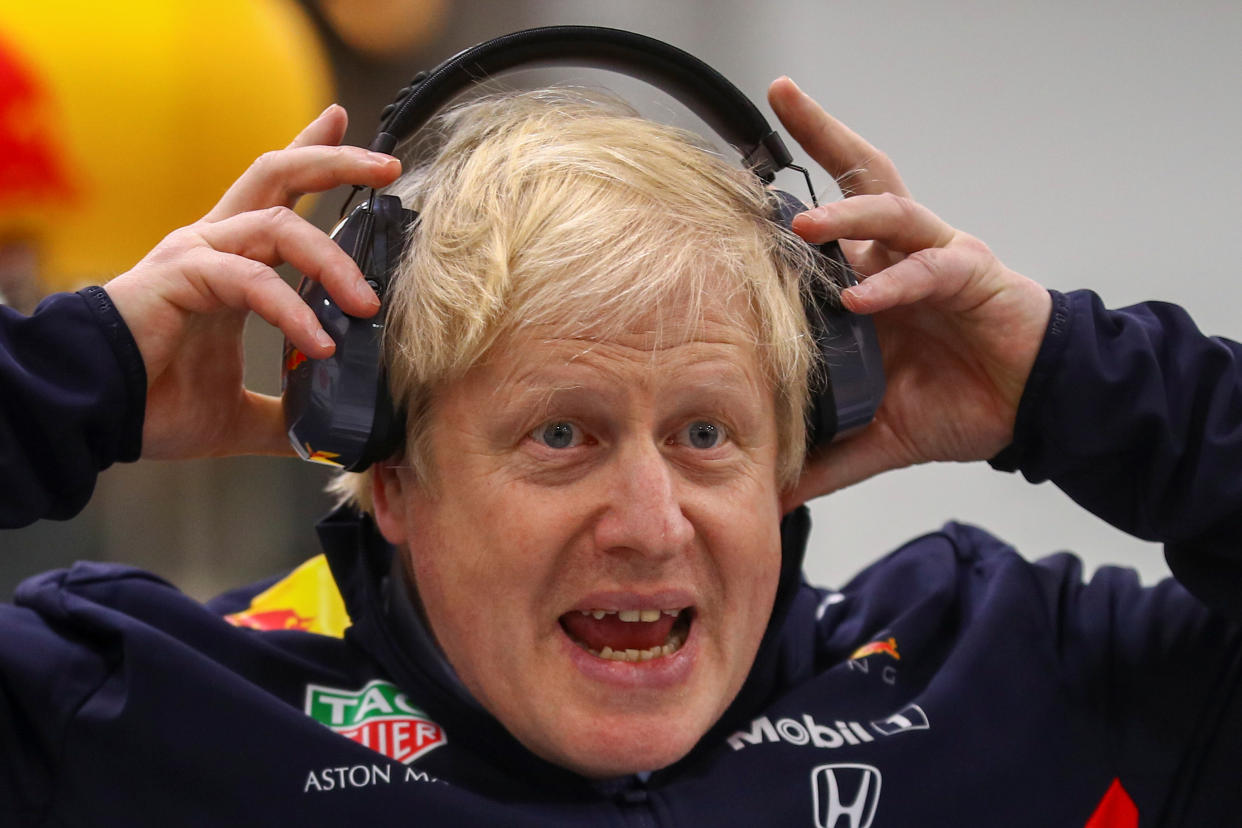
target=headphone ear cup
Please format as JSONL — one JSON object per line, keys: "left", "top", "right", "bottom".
{"left": 281, "top": 195, "right": 415, "bottom": 471}
{"left": 770, "top": 190, "right": 886, "bottom": 453}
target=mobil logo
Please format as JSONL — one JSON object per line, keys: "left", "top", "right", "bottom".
{"left": 811, "top": 763, "right": 882, "bottom": 828}
{"left": 870, "top": 703, "right": 929, "bottom": 736}
{"left": 726, "top": 704, "right": 930, "bottom": 752}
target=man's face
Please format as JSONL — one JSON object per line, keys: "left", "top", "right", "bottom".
{"left": 373, "top": 293, "right": 783, "bottom": 778}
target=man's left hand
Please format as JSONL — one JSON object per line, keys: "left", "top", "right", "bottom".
{"left": 769, "top": 77, "right": 1052, "bottom": 510}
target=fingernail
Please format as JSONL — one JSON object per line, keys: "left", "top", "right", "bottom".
{"left": 845, "top": 281, "right": 872, "bottom": 300}
{"left": 315, "top": 330, "right": 335, "bottom": 350}
{"left": 357, "top": 279, "right": 381, "bottom": 307}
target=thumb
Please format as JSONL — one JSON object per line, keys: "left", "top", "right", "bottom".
{"left": 781, "top": 422, "right": 907, "bottom": 512}
{"left": 234, "top": 392, "right": 298, "bottom": 457}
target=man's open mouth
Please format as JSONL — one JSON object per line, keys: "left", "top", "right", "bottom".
{"left": 560, "top": 608, "right": 693, "bottom": 662}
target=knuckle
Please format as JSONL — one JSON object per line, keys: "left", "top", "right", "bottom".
{"left": 172, "top": 245, "right": 207, "bottom": 275}
{"left": 150, "top": 228, "right": 197, "bottom": 259}
{"left": 225, "top": 255, "right": 273, "bottom": 285}
{"left": 175, "top": 225, "right": 208, "bottom": 246}
{"left": 153, "top": 228, "right": 191, "bottom": 254}
{"left": 957, "top": 232, "right": 992, "bottom": 257}
{"left": 880, "top": 191, "right": 915, "bottom": 219}
{"left": 907, "top": 247, "right": 942, "bottom": 276}
{"left": 329, "top": 144, "right": 357, "bottom": 162}
{"left": 242, "top": 257, "right": 274, "bottom": 281}
{"left": 261, "top": 204, "right": 297, "bottom": 224}
{"left": 869, "top": 148, "right": 896, "bottom": 175}
{"left": 249, "top": 150, "right": 282, "bottom": 178}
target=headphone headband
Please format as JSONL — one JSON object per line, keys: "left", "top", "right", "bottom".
{"left": 370, "top": 25, "right": 793, "bottom": 181}
{"left": 283, "top": 26, "right": 884, "bottom": 471}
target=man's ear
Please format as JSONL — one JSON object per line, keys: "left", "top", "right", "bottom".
{"left": 371, "top": 460, "right": 411, "bottom": 545}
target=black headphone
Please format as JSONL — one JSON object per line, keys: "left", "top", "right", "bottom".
{"left": 281, "top": 25, "right": 885, "bottom": 472}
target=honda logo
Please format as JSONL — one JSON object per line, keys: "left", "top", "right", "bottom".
{"left": 811, "top": 763, "right": 882, "bottom": 828}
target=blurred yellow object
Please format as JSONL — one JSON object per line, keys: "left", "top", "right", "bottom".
{"left": 0, "top": 0, "right": 332, "bottom": 296}
{"left": 318, "top": 0, "right": 446, "bottom": 59}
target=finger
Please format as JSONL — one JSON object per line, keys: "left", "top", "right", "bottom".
{"left": 287, "top": 103, "right": 349, "bottom": 150}
{"left": 840, "top": 244, "right": 995, "bottom": 316}
{"left": 196, "top": 206, "right": 380, "bottom": 317}
{"left": 205, "top": 145, "right": 401, "bottom": 221}
{"left": 840, "top": 239, "right": 902, "bottom": 279}
{"left": 792, "top": 193, "right": 956, "bottom": 253}
{"left": 768, "top": 76, "right": 910, "bottom": 198}
{"left": 178, "top": 247, "right": 338, "bottom": 359}
{"left": 837, "top": 238, "right": 904, "bottom": 279}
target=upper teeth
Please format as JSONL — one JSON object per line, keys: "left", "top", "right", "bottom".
{"left": 578, "top": 608, "right": 680, "bottom": 622}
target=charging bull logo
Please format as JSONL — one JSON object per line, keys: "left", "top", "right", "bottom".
{"left": 225, "top": 608, "right": 315, "bottom": 631}
{"left": 849, "top": 637, "right": 899, "bottom": 662}
{"left": 284, "top": 346, "right": 308, "bottom": 374}
{"left": 306, "top": 680, "right": 446, "bottom": 764}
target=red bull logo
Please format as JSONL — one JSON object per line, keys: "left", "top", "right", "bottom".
{"left": 849, "top": 637, "right": 900, "bottom": 662}
{"left": 225, "top": 608, "right": 315, "bottom": 631}
{"left": 284, "top": 346, "right": 308, "bottom": 374}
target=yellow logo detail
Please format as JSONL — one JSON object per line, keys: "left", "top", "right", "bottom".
{"left": 224, "top": 554, "right": 350, "bottom": 638}
{"left": 303, "top": 444, "right": 344, "bottom": 467}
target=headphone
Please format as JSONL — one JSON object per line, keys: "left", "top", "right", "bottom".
{"left": 281, "top": 25, "right": 885, "bottom": 472}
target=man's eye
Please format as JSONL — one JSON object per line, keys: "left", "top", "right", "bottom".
{"left": 532, "top": 421, "right": 581, "bottom": 449}
{"left": 679, "top": 421, "right": 725, "bottom": 450}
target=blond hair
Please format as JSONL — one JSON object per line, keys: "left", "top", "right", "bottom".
{"left": 331, "top": 87, "right": 827, "bottom": 510}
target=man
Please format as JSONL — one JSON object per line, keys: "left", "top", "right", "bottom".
{"left": 1, "top": 72, "right": 1238, "bottom": 826}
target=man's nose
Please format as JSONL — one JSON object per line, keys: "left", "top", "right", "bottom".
{"left": 592, "top": 439, "right": 694, "bottom": 560}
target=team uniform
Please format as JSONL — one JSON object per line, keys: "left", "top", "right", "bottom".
{"left": 1, "top": 287, "right": 1239, "bottom": 827}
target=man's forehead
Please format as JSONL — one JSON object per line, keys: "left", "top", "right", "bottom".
{"left": 438, "top": 310, "right": 765, "bottom": 417}
{"left": 504, "top": 282, "right": 759, "bottom": 353}
{"left": 486, "top": 326, "right": 763, "bottom": 391}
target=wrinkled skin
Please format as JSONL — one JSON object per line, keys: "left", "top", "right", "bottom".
{"left": 372, "top": 297, "right": 784, "bottom": 778}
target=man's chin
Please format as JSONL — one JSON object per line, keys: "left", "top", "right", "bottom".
{"left": 463, "top": 619, "right": 748, "bottom": 778}
{"left": 547, "top": 729, "right": 700, "bottom": 780}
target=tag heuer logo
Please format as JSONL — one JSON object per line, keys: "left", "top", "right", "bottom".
{"left": 305, "top": 680, "right": 446, "bottom": 764}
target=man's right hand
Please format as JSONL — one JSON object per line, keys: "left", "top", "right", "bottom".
{"left": 103, "top": 104, "right": 402, "bottom": 460}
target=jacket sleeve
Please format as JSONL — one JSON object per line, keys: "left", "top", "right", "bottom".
{"left": 991, "top": 289, "right": 1242, "bottom": 617}
{"left": 0, "top": 287, "right": 146, "bottom": 529}
{"left": 993, "top": 290, "right": 1242, "bottom": 816}
{"left": 0, "top": 598, "right": 113, "bottom": 823}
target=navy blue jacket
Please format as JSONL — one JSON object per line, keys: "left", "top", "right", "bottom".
{"left": 1, "top": 287, "right": 1239, "bottom": 826}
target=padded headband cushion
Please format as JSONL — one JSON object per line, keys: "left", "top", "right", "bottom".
{"left": 370, "top": 25, "right": 793, "bottom": 181}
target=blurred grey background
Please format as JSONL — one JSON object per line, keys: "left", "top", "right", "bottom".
{"left": 3, "top": 0, "right": 1240, "bottom": 599}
